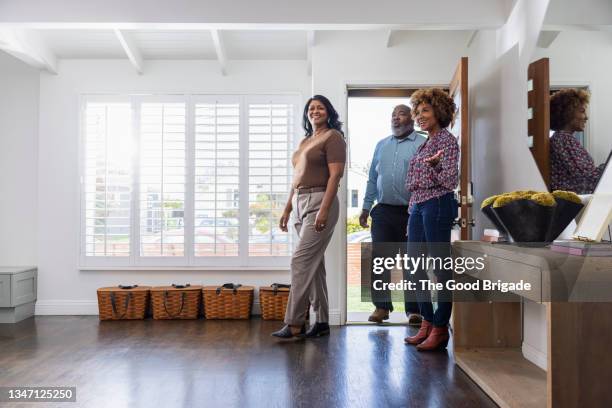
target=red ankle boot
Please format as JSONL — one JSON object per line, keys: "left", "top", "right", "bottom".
{"left": 416, "top": 326, "right": 450, "bottom": 351}
{"left": 404, "top": 320, "right": 432, "bottom": 345}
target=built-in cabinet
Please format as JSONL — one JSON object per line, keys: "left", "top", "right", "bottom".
{"left": 0, "top": 266, "right": 37, "bottom": 323}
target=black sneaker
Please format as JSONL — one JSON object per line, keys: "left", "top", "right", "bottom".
{"left": 304, "top": 322, "right": 330, "bottom": 338}
{"left": 271, "top": 324, "right": 305, "bottom": 339}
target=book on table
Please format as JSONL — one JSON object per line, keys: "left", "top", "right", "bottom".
{"left": 550, "top": 240, "right": 612, "bottom": 256}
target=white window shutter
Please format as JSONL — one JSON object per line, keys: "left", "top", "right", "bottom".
{"left": 83, "top": 102, "right": 133, "bottom": 257}
{"left": 194, "top": 101, "right": 241, "bottom": 256}
{"left": 81, "top": 94, "right": 298, "bottom": 268}
{"left": 248, "top": 101, "right": 295, "bottom": 256}
{"left": 139, "top": 102, "right": 186, "bottom": 257}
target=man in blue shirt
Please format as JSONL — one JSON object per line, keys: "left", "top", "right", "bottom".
{"left": 359, "top": 104, "right": 425, "bottom": 324}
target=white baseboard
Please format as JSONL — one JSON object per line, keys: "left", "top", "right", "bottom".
{"left": 522, "top": 341, "right": 547, "bottom": 371}
{"left": 35, "top": 300, "right": 263, "bottom": 316}
{"left": 308, "top": 309, "right": 342, "bottom": 325}
{"left": 35, "top": 300, "right": 99, "bottom": 315}
{"left": 328, "top": 309, "right": 341, "bottom": 326}
{"left": 34, "top": 300, "right": 342, "bottom": 324}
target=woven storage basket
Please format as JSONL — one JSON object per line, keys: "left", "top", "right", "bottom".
{"left": 259, "top": 284, "right": 291, "bottom": 320}
{"left": 97, "top": 286, "right": 150, "bottom": 321}
{"left": 151, "top": 284, "right": 202, "bottom": 320}
{"left": 203, "top": 284, "right": 254, "bottom": 319}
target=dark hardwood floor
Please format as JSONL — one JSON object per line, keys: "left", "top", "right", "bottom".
{"left": 0, "top": 317, "right": 495, "bottom": 408}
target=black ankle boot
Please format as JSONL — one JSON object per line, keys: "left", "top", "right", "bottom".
{"left": 271, "top": 324, "right": 305, "bottom": 339}
{"left": 304, "top": 322, "right": 330, "bottom": 338}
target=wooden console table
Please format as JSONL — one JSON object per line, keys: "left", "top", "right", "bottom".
{"left": 452, "top": 241, "right": 612, "bottom": 408}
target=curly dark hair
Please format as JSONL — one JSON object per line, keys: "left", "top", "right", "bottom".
{"left": 550, "top": 88, "right": 590, "bottom": 131}
{"left": 410, "top": 88, "right": 456, "bottom": 129}
{"left": 302, "top": 95, "right": 344, "bottom": 137}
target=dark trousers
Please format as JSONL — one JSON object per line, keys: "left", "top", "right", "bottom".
{"left": 370, "top": 204, "right": 419, "bottom": 314}
{"left": 407, "top": 193, "right": 456, "bottom": 327}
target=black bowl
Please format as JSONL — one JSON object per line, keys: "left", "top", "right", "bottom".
{"left": 482, "top": 203, "right": 509, "bottom": 236}
{"left": 545, "top": 198, "right": 584, "bottom": 242}
{"left": 492, "top": 199, "right": 555, "bottom": 246}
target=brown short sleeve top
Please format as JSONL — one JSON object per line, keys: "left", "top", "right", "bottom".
{"left": 291, "top": 129, "right": 346, "bottom": 189}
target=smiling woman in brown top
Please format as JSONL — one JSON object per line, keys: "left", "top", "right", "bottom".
{"left": 272, "top": 95, "right": 346, "bottom": 339}
{"left": 292, "top": 128, "right": 346, "bottom": 189}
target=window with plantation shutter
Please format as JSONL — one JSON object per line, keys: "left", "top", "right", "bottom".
{"left": 247, "top": 99, "right": 295, "bottom": 256}
{"left": 193, "top": 99, "right": 240, "bottom": 257}
{"left": 82, "top": 101, "right": 133, "bottom": 258}
{"left": 80, "top": 94, "right": 300, "bottom": 268}
{"left": 139, "top": 101, "right": 186, "bottom": 258}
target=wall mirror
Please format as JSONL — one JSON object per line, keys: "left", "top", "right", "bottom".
{"left": 528, "top": 28, "right": 612, "bottom": 194}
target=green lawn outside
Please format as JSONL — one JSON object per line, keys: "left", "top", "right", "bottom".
{"left": 347, "top": 285, "right": 406, "bottom": 313}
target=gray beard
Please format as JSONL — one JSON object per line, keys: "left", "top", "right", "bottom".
{"left": 392, "top": 125, "right": 414, "bottom": 138}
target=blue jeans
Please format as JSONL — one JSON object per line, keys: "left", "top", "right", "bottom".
{"left": 407, "top": 193, "right": 457, "bottom": 327}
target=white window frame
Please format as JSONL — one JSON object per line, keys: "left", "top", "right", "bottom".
{"left": 79, "top": 94, "right": 134, "bottom": 268}
{"left": 79, "top": 93, "right": 301, "bottom": 269}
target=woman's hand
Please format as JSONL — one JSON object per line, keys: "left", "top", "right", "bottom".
{"left": 315, "top": 208, "right": 329, "bottom": 232}
{"left": 279, "top": 209, "right": 291, "bottom": 232}
{"left": 424, "top": 150, "right": 444, "bottom": 166}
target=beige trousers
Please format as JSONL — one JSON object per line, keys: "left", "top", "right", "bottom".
{"left": 284, "top": 190, "right": 339, "bottom": 326}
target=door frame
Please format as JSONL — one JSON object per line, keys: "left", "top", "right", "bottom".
{"left": 338, "top": 79, "right": 448, "bottom": 325}
{"left": 528, "top": 58, "right": 551, "bottom": 188}
{"left": 449, "top": 57, "right": 472, "bottom": 240}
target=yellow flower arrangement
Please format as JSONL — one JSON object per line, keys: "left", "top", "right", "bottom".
{"left": 529, "top": 192, "right": 556, "bottom": 207}
{"left": 552, "top": 190, "right": 582, "bottom": 204}
{"left": 489, "top": 190, "right": 556, "bottom": 208}
{"left": 492, "top": 193, "right": 524, "bottom": 208}
{"left": 480, "top": 195, "right": 499, "bottom": 209}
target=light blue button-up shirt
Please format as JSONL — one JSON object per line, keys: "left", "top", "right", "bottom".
{"left": 362, "top": 131, "right": 426, "bottom": 211}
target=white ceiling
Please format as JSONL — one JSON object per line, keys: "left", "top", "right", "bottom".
{"left": 223, "top": 30, "right": 307, "bottom": 60}
{"left": 34, "top": 29, "right": 308, "bottom": 60}
{"left": 38, "top": 29, "right": 125, "bottom": 59}
{"left": 131, "top": 30, "right": 218, "bottom": 60}
{"left": 0, "top": 27, "right": 481, "bottom": 75}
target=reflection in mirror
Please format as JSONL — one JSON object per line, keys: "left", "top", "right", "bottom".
{"left": 530, "top": 29, "right": 612, "bottom": 194}
{"left": 550, "top": 88, "right": 604, "bottom": 194}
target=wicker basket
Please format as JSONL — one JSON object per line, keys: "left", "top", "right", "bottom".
{"left": 97, "top": 285, "right": 150, "bottom": 321}
{"left": 203, "top": 284, "right": 254, "bottom": 319}
{"left": 151, "top": 284, "right": 202, "bottom": 320}
{"left": 259, "top": 284, "right": 291, "bottom": 320}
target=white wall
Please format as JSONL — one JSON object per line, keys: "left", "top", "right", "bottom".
{"left": 0, "top": 51, "right": 39, "bottom": 266}
{"left": 533, "top": 30, "right": 612, "bottom": 164}
{"left": 36, "top": 59, "right": 310, "bottom": 315}
{"left": 477, "top": 0, "right": 551, "bottom": 370}
{"left": 469, "top": 0, "right": 551, "bottom": 236}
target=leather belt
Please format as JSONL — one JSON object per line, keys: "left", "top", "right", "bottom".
{"left": 295, "top": 186, "right": 326, "bottom": 194}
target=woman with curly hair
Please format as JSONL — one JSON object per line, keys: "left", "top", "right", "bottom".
{"left": 550, "top": 88, "right": 605, "bottom": 194}
{"left": 403, "top": 88, "right": 459, "bottom": 351}
{"left": 272, "top": 95, "right": 346, "bottom": 339}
